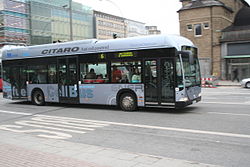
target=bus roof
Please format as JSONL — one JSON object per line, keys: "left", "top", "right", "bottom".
{"left": 2, "top": 34, "right": 194, "bottom": 60}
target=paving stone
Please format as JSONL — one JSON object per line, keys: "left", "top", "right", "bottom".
{"left": 0, "top": 143, "right": 105, "bottom": 167}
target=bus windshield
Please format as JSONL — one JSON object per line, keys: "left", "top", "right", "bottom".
{"left": 182, "top": 54, "right": 200, "bottom": 87}
{"left": 177, "top": 47, "right": 201, "bottom": 88}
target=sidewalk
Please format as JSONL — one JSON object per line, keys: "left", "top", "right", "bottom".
{"left": 216, "top": 80, "right": 241, "bottom": 87}
{"left": 0, "top": 130, "right": 221, "bottom": 167}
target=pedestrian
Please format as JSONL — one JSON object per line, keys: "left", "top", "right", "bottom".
{"left": 232, "top": 68, "right": 239, "bottom": 82}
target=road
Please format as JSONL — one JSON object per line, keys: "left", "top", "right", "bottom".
{"left": 0, "top": 87, "right": 250, "bottom": 167}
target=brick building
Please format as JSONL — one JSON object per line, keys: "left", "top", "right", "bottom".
{"left": 178, "top": 0, "right": 249, "bottom": 79}
{"left": 221, "top": 6, "right": 250, "bottom": 80}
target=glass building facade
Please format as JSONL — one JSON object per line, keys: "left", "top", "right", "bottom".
{"left": 29, "top": 0, "right": 94, "bottom": 45}
{"left": 0, "top": 0, "right": 29, "bottom": 46}
{"left": 0, "top": 0, "right": 94, "bottom": 46}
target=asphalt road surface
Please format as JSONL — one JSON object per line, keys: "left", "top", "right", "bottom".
{"left": 0, "top": 87, "right": 250, "bottom": 167}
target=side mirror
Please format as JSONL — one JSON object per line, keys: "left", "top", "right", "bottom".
{"left": 189, "top": 53, "right": 194, "bottom": 65}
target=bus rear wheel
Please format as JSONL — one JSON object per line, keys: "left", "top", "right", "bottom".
{"left": 32, "top": 89, "right": 45, "bottom": 106}
{"left": 119, "top": 93, "right": 137, "bottom": 111}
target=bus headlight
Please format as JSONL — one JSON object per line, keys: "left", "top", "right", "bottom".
{"left": 179, "top": 97, "right": 188, "bottom": 102}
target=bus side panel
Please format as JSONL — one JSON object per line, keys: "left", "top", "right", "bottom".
{"left": 27, "top": 84, "right": 59, "bottom": 102}
{"left": 79, "top": 84, "right": 144, "bottom": 106}
{"left": 3, "top": 81, "right": 12, "bottom": 99}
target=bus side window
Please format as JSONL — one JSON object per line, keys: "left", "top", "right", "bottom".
{"left": 28, "top": 65, "right": 47, "bottom": 84}
{"left": 48, "top": 64, "right": 57, "bottom": 84}
{"left": 80, "top": 63, "right": 108, "bottom": 84}
{"left": 2, "top": 67, "right": 11, "bottom": 83}
{"left": 111, "top": 61, "right": 142, "bottom": 83}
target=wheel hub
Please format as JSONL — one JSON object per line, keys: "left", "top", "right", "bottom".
{"left": 35, "top": 94, "right": 42, "bottom": 104}
{"left": 122, "top": 96, "right": 134, "bottom": 108}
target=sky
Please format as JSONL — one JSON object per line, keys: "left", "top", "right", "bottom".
{"left": 78, "top": 0, "right": 250, "bottom": 35}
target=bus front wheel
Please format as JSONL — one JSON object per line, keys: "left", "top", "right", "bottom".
{"left": 32, "top": 89, "right": 45, "bottom": 106}
{"left": 119, "top": 93, "right": 137, "bottom": 111}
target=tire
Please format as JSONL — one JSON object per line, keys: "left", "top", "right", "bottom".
{"left": 32, "top": 89, "right": 45, "bottom": 106}
{"left": 119, "top": 93, "right": 137, "bottom": 111}
{"left": 246, "top": 82, "right": 250, "bottom": 89}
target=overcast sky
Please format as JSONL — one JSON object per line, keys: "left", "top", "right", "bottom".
{"left": 79, "top": 0, "right": 250, "bottom": 35}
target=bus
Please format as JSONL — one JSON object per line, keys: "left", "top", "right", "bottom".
{"left": 1, "top": 35, "right": 201, "bottom": 111}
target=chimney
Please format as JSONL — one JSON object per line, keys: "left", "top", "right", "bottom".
{"left": 180, "top": 0, "right": 192, "bottom": 7}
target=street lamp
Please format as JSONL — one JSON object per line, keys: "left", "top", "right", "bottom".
{"left": 63, "top": 0, "right": 73, "bottom": 41}
{"left": 98, "top": 0, "right": 126, "bottom": 38}
{"left": 99, "top": 0, "right": 124, "bottom": 17}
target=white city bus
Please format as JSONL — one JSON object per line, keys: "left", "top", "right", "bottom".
{"left": 2, "top": 35, "right": 201, "bottom": 111}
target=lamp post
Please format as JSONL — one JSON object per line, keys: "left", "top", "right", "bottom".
{"left": 99, "top": 0, "right": 126, "bottom": 38}
{"left": 63, "top": 0, "right": 73, "bottom": 41}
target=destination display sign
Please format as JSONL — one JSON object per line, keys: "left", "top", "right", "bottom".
{"left": 114, "top": 52, "right": 135, "bottom": 58}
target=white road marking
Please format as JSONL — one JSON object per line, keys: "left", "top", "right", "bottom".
{"left": 0, "top": 110, "right": 32, "bottom": 116}
{"left": 36, "top": 115, "right": 250, "bottom": 139}
{"left": 85, "top": 120, "right": 250, "bottom": 139}
{"left": 208, "top": 112, "right": 250, "bottom": 117}
{"left": 15, "top": 120, "right": 93, "bottom": 132}
{"left": 0, "top": 110, "right": 110, "bottom": 139}
{"left": 201, "top": 101, "right": 250, "bottom": 105}
{"left": 33, "top": 115, "right": 108, "bottom": 127}
{"left": 0, "top": 125, "right": 72, "bottom": 139}
{"left": 203, "top": 92, "right": 250, "bottom": 95}
{"left": 1, "top": 110, "right": 250, "bottom": 139}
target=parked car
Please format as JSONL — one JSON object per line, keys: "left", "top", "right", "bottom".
{"left": 240, "top": 78, "right": 250, "bottom": 88}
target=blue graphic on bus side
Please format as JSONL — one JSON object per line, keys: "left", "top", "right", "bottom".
{"left": 22, "top": 53, "right": 30, "bottom": 57}
{"left": 80, "top": 85, "right": 95, "bottom": 89}
{"left": 80, "top": 89, "right": 94, "bottom": 98}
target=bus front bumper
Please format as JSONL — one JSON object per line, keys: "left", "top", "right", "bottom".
{"left": 175, "top": 96, "right": 201, "bottom": 108}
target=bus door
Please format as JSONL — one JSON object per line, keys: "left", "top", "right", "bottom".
{"left": 58, "top": 57, "right": 79, "bottom": 104}
{"left": 144, "top": 59, "right": 175, "bottom": 106}
{"left": 11, "top": 66, "right": 27, "bottom": 99}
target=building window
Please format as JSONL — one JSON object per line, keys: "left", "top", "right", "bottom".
{"left": 194, "top": 24, "right": 202, "bottom": 36}
{"left": 203, "top": 22, "right": 209, "bottom": 29}
{"left": 187, "top": 24, "right": 192, "bottom": 31}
